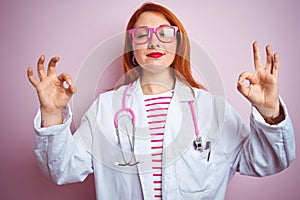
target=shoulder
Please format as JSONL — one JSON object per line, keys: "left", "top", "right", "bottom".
{"left": 85, "top": 85, "right": 128, "bottom": 118}
{"left": 96, "top": 85, "right": 127, "bottom": 101}
{"left": 193, "top": 88, "right": 226, "bottom": 106}
{"left": 192, "top": 88, "right": 238, "bottom": 122}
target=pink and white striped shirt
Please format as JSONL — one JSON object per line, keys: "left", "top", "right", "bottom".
{"left": 144, "top": 90, "right": 174, "bottom": 199}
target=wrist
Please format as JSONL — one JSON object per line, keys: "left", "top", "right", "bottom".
{"left": 256, "top": 100, "right": 280, "bottom": 118}
{"left": 260, "top": 103, "right": 285, "bottom": 125}
{"left": 40, "top": 107, "right": 63, "bottom": 127}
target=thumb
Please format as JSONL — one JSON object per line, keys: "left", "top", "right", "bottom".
{"left": 68, "top": 81, "right": 77, "bottom": 95}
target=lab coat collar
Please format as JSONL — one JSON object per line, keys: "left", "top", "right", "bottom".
{"left": 173, "top": 80, "right": 194, "bottom": 101}
{"left": 129, "top": 77, "right": 194, "bottom": 102}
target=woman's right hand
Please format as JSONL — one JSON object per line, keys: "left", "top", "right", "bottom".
{"left": 27, "top": 55, "right": 76, "bottom": 127}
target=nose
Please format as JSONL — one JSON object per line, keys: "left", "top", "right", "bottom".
{"left": 148, "top": 32, "right": 161, "bottom": 49}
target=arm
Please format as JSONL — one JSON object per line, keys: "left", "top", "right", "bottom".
{"left": 34, "top": 104, "right": 93, "bottom": 184}
{"left": 229, "top": 42, "right": 296, "bottom": 175}
{"left": 28, "top": 56, "right": 93, "bottom": 184}
{"left": 224, "top": 98, "right": 295, "bottom": 177}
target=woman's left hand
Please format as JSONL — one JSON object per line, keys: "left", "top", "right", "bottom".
{"left": 237, "top": 41, "right": 280, "bottom": 118}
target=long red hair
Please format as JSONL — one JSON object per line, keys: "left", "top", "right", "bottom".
{"left": 121, "top": 2, "right": 206, "bottom": 90}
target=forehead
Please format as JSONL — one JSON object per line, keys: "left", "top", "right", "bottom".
{"left": 134, "top": 11, "right": 171, "bottom": 28}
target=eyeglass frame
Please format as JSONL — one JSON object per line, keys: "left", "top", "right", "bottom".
{"left": 128, "top": 25, "right": 179, "bottom": 45}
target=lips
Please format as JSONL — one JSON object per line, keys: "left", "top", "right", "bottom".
{"left": 147, "top": 52, "right": 165, "bottom": 58}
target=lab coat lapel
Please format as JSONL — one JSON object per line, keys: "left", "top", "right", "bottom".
{"left": 162, "top": 80, "right": 196, "bottom": 166}
{"left": 127, "top": 80, "right": 154, "bottom": 199}
{"left": 161, "top": 80, "right": 197, "bottom": 198}
{"left": 128, "top": 79, "right": 152, "bottom": 157}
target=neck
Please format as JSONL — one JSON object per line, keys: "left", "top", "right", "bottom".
{"left": 140, "top": 69, "right": 175, "bottom": 95}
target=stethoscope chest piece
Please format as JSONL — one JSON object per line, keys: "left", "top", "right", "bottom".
{"left": 193, "top": 135, "right": 203, "bottom": 151}
{"left": 193, "top": 135, "right": 212, "bottom": 162}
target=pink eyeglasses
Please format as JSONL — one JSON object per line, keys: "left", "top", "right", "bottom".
{"left": 129, "top": 25, "right": 179, "bottom": 45}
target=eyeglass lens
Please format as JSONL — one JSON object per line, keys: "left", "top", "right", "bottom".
{"left": 133, "top": 26, "right": 176, "bottom": 44}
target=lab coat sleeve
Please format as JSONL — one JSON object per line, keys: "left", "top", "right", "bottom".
{"left": 34, "top": 104, "right": 93, "bottom": 185}
{"left": 223, "top": 97, "right": 295, "bottom": 177}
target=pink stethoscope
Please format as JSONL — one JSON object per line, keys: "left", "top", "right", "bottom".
{"left": 113, "top": 83, "right": 211, "bottom": 166}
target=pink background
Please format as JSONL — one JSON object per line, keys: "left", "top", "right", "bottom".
{"left": 1, "top": 0, "right": 299, "bottom": 199}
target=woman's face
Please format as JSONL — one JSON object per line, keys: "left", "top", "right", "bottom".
{"left": 132, "top": 12, "right": 177, "bottom": 74}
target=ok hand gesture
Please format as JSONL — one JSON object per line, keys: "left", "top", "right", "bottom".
{"left": 27, "top": 55, "right": 76, "bottom": 127}
{"left": 237, "top": 41, "right": 280, "bottom": 118}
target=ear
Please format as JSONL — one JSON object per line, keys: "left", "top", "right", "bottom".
{"left": 131, "top": 52, "right": 139, "bottom": 66}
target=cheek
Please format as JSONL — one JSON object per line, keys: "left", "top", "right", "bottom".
{"left": 165, "top": 53, "right": 176, "bottom": 66}
{"left": 133, "top": 49, "right": 145, "bottom": 62}
{"left": 165, "top": 42, "right": 177, "bottom": 55}
{"left": 165, "top": 43, "right": 177, "bottom": 61}
{"left": 132, "top": 44, "right": 147, "bottom": 59}
{"left": 132, "top": 43, "right": 147, "bottom": 51}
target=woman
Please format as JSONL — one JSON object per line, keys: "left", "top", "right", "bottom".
{"left": 27, "top": 2, "right": 295, "bottom": 200}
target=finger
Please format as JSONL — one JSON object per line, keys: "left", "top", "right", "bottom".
{"left": 57, "top": 72, "right": 73, "bottom": 84}
{"left": 37, "top": 55, "right": 47, "bottom": 81}
{"left": 57, "top": 73, "right": 75, "bottom": 90}
{"left": 68, "top": 82, "right": 77, "bottom": 94}
{"left": 57, "top": 73, "right": 76, "bottom": 95}
{"left": 237, "top": 71, "right": 257, "bottom": 98}
{"left": 237, "top": 78, "right": 250, "bottom": 98}
{"left": 238, "top": 71, "right": 257, "bottom": 84}
{"left": 253, "top": 41, "right": 264, "bottom": 70}
{"left": 272, "top": 52, "right": 280, "bottom": 77}
{"left": 265, "top": 45, "right": 273, "bottom": 72}
{"left": 27, "top": 67, "right": 39, "bottom": 87}
{"left": 47, "top": 56, "right": 60, "bottom": 76}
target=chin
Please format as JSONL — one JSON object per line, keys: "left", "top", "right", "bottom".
{"left": 140, "top": 63, "right": 171, "bottom": 74}
{"left": 141, "top": 62, "right": 170, "bottom": 68}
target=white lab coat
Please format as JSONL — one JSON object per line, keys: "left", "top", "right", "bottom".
{"left": 34, "top": 79, "right": 295, "bottom": 200}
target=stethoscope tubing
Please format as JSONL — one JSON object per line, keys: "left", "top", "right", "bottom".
{"left": 113, "top": 82, "right": 206, "bottom": 166}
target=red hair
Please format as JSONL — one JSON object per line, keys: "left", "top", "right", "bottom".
{"left": 121, "top": 2, "right": 206, "bottom": 90}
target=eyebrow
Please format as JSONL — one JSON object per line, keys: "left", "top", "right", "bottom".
{"left": 134, "top": 24, "right": 172, "bottom": 29}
